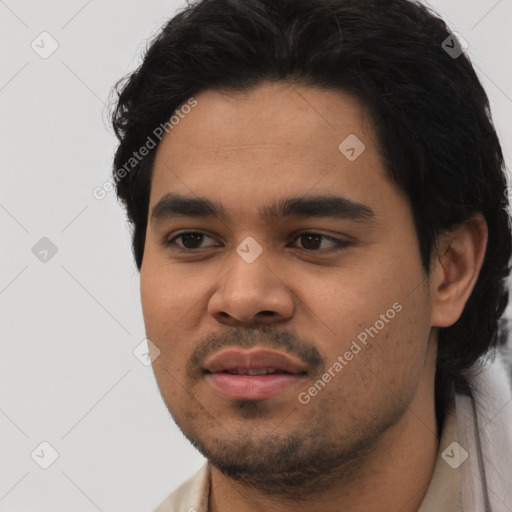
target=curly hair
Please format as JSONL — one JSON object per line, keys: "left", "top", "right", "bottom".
{"left": 110, "top": 0, "right": 512, "bottom": 388}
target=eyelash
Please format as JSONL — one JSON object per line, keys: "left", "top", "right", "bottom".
{"left": 163, "top": 231, "right": 351, "bottom": 253}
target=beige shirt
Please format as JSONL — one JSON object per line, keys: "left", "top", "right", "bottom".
{"left": 154, "top": 404, "right": 463, "bottom": 512}
{"left": 417, "top": 399, "right": 463, "bottom": 512}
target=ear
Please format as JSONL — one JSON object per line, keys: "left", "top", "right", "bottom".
{"left": 430, "top": 213, "right": 488, "bottom": 328}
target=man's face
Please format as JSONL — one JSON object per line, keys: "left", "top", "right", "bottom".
{"left": 140, "top": 82, "right": 436, "bottom": 493}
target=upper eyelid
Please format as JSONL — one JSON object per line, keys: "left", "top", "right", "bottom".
{"left": 166, "top": 231, "right": 217, "bottom": 245}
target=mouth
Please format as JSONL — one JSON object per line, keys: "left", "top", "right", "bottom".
{"left": 203, "top": 348, "right": 308, "bottom": 400}
{"left": 215, "top": 367, "right": 304, "bottom": 375}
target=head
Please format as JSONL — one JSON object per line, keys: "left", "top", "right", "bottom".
{"left": 111, "top": 0, "right": 511, "bottom": 494}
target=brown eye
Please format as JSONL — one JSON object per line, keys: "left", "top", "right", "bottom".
{"left": 164, "top": 232, "right": 217, "bottom": 250}
{"left": 292, "top": 232, "right": 351, "bottom": 252}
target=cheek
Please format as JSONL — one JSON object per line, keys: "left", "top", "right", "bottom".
{"left": 140, "top": 267, "right": 190, "bottom": 399}
{"left": 296, "top": 249, "right": 429, "bottom": 366}
{"left": 306, "top": 294, "right": 430, "bottom": 422}
{"left": 294, "top": 266, "right": 399, "bottom": 339}
{"left": 140, "top": 263, "right": 193, "bottom": 379}
{"left": 140, "top": 259, "right": 201, "bottom": 335}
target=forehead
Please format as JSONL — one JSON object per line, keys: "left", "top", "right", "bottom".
{"left": 149, "top": 82, "right": 393, "bottom": 220}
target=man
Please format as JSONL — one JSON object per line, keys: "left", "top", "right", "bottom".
{"left": 110, "top": 0, "right": 512, "bottom": 510}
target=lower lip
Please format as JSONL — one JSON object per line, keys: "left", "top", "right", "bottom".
{"left": 206, "top": 372, "right": 304, "bottom": 400}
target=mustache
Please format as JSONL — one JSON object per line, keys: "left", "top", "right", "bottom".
{"left": 186, "top": 325, "right": 324, "bottom": 379}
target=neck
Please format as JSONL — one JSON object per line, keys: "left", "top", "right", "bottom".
{"left": 209, "top": 343, "right": 440, "bottom": 512}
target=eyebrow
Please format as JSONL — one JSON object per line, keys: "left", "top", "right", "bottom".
{"left": 151, "top": 193, "right": 376, "bottom": 224}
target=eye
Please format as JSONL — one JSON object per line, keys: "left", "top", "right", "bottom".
{"left": 164, "top": 231, "right": 218, "bottom": 251}
{"left": 163, "top": 231, "right": 352, "bottom": 253}
{"left": 290, "top": 232, "right": 351, "bottom": 252}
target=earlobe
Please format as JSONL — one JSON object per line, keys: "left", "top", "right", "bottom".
{"left": 430, "top": 213, "right": 488, "bottom": 328}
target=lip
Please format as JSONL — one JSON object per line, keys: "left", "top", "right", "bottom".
{"left": 203, "top": 348, "right": 308, "bottom": 400}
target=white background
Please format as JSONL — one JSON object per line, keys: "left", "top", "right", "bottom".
{"left": 1, "top": 1, "right": 511, "bottom": 511}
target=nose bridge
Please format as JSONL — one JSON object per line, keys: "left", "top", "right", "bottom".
{"left": 235, "top": 234, "right": 266, "bottom": 265}
{"left": 227, "top": 236, "right": 278, "bottom": 300}
{"left": 208, "top": 236, "right": 295, "bottom": 324}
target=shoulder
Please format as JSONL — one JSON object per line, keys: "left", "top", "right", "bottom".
{"left": 153, "top": 462, "right": 210, "bottom": 512}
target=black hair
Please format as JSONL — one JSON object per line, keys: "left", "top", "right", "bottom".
{"left": 110, "top": 0, "right": 512, "bottom": 387}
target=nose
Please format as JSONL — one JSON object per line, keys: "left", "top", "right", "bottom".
{"left": 207, "top": 247, "right": 295, "bottom": 326}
